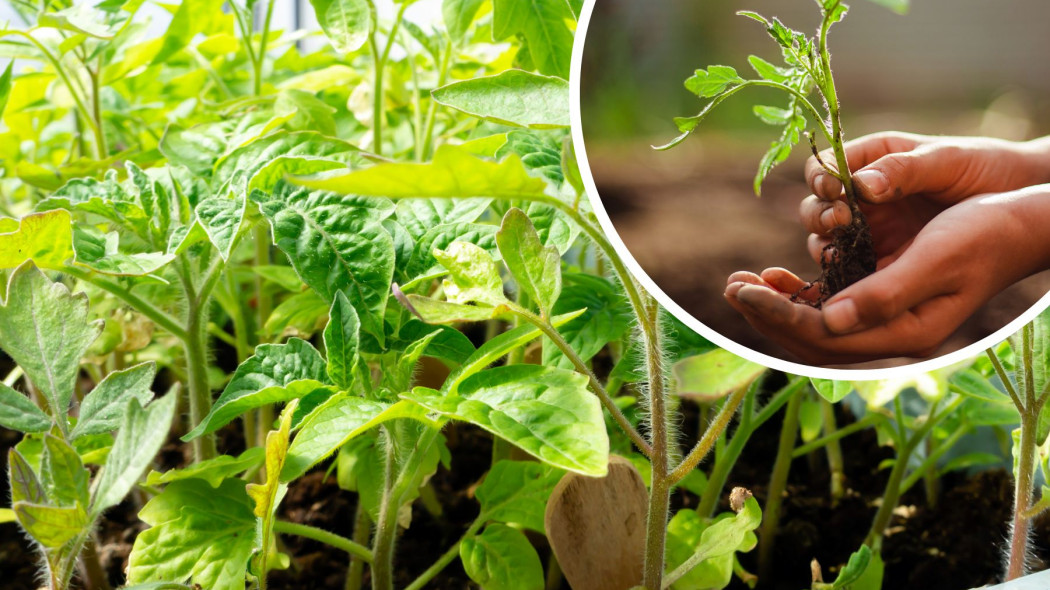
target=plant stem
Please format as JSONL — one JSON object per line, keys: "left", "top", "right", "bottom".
{"left": 757, "top": 390, "right": 802, "bottom": 581}
{"left": 1008, "top": 414, "right": 1037, "bottom": 580}
{"left": 422, "top": 40, "right": 452, "bottom": 161}
{"left": 668, "top": 384, "right": 749, "bottom": 485}
{"left": 404, "top": 518, "right": 485, "bottom": 590}
{"left": 371, "top": 428, "right": 399, "bottom": 590}
{"left": 898, "top": 426, "right": 970, "bottom": 497}
{"left": 64, "top": 267, "right": 187, "bottom": 341}
{"left": 642, "top": 299, "right": 669, "bottom": 590}
{"left": 184, "top": 302, "right": 217, "bottom": 461}
{"left": 273, "top": 521, "right": 373, "bottom": 562}
{"left": 345, "top": 506, "right": 371, "bottom": 590}
{"left": 816, "top": 9, "right": 857, "bottom": 211}
{"left": 368, "top": 3, "right": 406, "bottom": 156}
{"left": 820, "top": 399, "right": 846, "bottom": 506}
{"left": 253, "top": 0, "right": 276, "bottom": 96}
{"left": 791, "top": 414, "right": 880, "bottom": 458}
{"left": 78, "top": 535, "right": 111, "bottom": 590}
{"left": 88, "top": 65, "right": 107, "bottom": 159}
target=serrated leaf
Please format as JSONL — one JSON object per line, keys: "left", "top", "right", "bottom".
{"left": 408, "top": 222, "right": 499, "bottom": 280}
{"left": 395, "top": 198, "right": 492, "bottom": 239}
{"left": 282, "top": 397, "right": 434, "bottom": 481}
{"left": 324, "top": 292, "right": 360, "bottom": 391}
{"left": 754, "top": 110, "right": 805, "bottom": 195}
{"left": 461, "top": 524, "right": 544, "bottom": 590}
{"left": 185, "top": 338, "right": 331, "bottom": 439}
{"left": 93, "top": 395, "right": 177, "bottom": 514}
{"left": 196, "top": 195, "right": 245, "bottom": 261}
{"left": 71, "top": 227, "right": 174, "bottom": 277}
{"left": 495, "top": 130, "right": 565, "bottom": 185}
{"left": 71, "top": 362, "right": 157, "bottom": 439}
{"left": 403, "top": 365, "right": 608, "bottom": 475}
{"left": 497, "top": 208, "right": 561, "bottom": 315}
{"left": 433, "top": 70, "right": 570, "bottom": 129}
{"left": 672, "top": 349, "right": 765, "bottom": 402}
{"left": 436, "top": 241, "right": 507, "bottom": 306}
{"left": 0, "top": 210, "right": 74, "bottom": 270}
{"left": 13, "top": 502, "right": 88, "bottom": 548}
{"left": 0, "top": 382, "right": 51, "bottom": 433}
{"left": 146, "top": 447, "right": 265, "bottom": 489}
{"left": 753, "top": 104, "right": 792, "bottom": 125}
{"left": 491, "top": 0, "right": 574, "bottom": 79}
{"left": 684, "top": 65, "right": 744, "bottom": 98}
{"left": 295, "top": 145, "right": 548, "bottom": 201}
{"left": 128, "top": 479, "right": 256, "bottom": 590}
{"left": 309, "top": 0, "right": 371, "bottom": 53}
{"left": 0, "top": 263, "right": 102, "bottom": 419}
{"left": 251, "top": 181, "right": 395, "bottom": 343}
{"left": 476, "top": 461, "right": 561, "bottom": 533}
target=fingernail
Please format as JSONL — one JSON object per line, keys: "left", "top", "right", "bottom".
{"left": 823, "top": 298, "right": 859, "bottom": 333}
{"left": 820, "top": 208, "right": 838, "bottom": 231}
{"left": 853, "top": 169, "right": 889, "bottom": 199}
{"left": 724, "top": 282, "right": 744, "bottom": 297}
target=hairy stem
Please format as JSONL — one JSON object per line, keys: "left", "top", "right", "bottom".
{"left": 668, "top": 384, "right": 750, "bottom": 485}
{"left": 273, "top": 521, "right": 373, "bottom": 562}
{"left": 1008, "top": 414, "right": 1037, "bottom": 580}
{"left": 642, "top": 300, "right": 669, "bottom": 590}
{"left": 370, "top": 428, "right": 399, "bottom": 590}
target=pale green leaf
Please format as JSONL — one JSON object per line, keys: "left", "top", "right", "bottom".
{"left": 665, "top": 497, "right": 762, "bottom": 589}
{"left": 435, "top": 241, "right": 507, "bottom": 306}
{"left": 0, "top": 210, "right": 74, "bottom": 270}
{"left": 443, "top": 0, "right": 484, "bottom": 41}
{"left": 0, "top": 62, "right": 13, "bottom": 120}
{"left": 403, "top": 365, "right": 608, "bottom": 475}
{"left": 295, "top": 145, "right": 548, "bottom": 201}
{"left": 146, "top": 447, "right": 265, "bottom": 489}
{"left": 71, "top": 227, "right": 174, "bottom": 276}
{"left": 395, "top": 198, "right": 492, "bottom": 239}
{"left": 309, "top": 0, "right": 371, "bottom": 53}
{"left": 0, "top": 508, "right": 14, "bottom": 524}
{"left": 810, "top": 378, "right": 853, "bottom": 403}
{"left": 432, "top": 70, "right": 570, "bottom": 129}
{"left": 275, "top": 89, "right": 337, "bottom": 136}
{"left": 491, "top": 0, "right": 574, "bottom": 78}
{"left": 496, "top": 208, "right": 561, "bottom": 315}
{"left": 747, "top": 55, "right": 789, "bottom": 84}
{"left": 41, "top": 434, "right": 89, "bottom": 507}
{"left": 128, "top": 479, "right": 256, "bottom": 590}
{"left": 185, "top": 338, "right": 330, "bottom": 439}
{"left": 214, "top": 130, "right": 362, "bottom": 189}
{"left": 8, "top": 448, "right": 45, "bottom": 505}
{"left": 408, "top": 222, "right": 499, "bottom": 279}
{"left": 265, "top": 289, "right": 329, "bottom": 338}
{"left": 246, "top": 403, "right": 297, "bottom": 578}
{"left": 0, "top": 382, "right": 51, "bottom": 433}
{"left": 324, "top": 291, "right": 360, "bottom": 391}
{"left": 13, "top": 502, "right": 88, "bottom": 548}
{"left": 196, "top": 195, "right": 245, "bottom": 261}
{"left": 93, "top": 395, "right": 177, "bottom": 514}
{"left": 476, "top": 461, "right": 561, "bottom": 533}
{"left": 282, "top": 397, "right": 435, "bottom": 481}
{"left": 672, "top": 349, "right": 765, "bottom": 402}
{"left": 72, "top": 362, "right": 157, "bottom": 439}
{"left": 0, "top": 263, "right": 102, "bottom": 418}
{"left": 684, "top": 65, "right": 744, "bottom": 98}
{"left": 461, "top": 524, "right": 544, "bottom": 590}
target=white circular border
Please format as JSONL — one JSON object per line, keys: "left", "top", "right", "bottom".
{"left": 569, "top": 0, "right": 1050, "bottom": 381}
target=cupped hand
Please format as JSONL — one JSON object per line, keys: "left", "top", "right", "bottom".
{"left": 724, "top": 186, "right": 1050, "bottom": 365}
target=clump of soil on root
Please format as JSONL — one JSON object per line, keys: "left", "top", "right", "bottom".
{"left": 797, "top": 205, "right": 877, "bottom": 306}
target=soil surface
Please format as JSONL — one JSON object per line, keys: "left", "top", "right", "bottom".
{"left": 2, "top": 389, "right": 1041, "bottom": 590}
{"left": 588, "top": 142, "right": 1050, "bottom": 368}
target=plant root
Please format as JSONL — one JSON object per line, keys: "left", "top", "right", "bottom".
{"left": 792, "top": 208, "right": 877, "bottom": 308}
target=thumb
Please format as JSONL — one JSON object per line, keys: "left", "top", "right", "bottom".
{"left": 820, "top": 251, "right": 952, "bottom": 334}
{"left": 851, "top": 145, "right": 958, "bottom": 204}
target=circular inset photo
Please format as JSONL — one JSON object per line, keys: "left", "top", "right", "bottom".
{"left": 574, "top": 0, "right": 1050, "bottom": 373}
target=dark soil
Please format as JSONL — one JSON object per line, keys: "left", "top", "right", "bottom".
{"left": 805, "top": 207, "right": 878, "bottom": 306}
{"left": 0, "top": 388, "right": 1042, "bottom": 590}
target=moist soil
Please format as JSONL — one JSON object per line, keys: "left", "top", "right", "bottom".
{"left": 1, "top": 394, "right": 1040, "bottom": 590}
{"left": 803, "top": 207, "right": 878, "bottom": 306}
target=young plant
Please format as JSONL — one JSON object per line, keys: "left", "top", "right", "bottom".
{"left": 656, "top": 0, "right": 914, "bottom": 302}
{"left": 0, "top": 263, "right": 176, "bottom": 590}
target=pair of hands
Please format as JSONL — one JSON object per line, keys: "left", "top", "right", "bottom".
{"left": 724, "top": 132, "right": 1050, "bottom": 365}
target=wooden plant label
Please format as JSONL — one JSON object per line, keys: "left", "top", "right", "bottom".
{"left": 544, "top": 455, "right": 648, "bottom": 590}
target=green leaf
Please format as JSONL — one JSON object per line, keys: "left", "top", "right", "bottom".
{"left": 246, "top": 403, "right": 297, "bottom": 578}
{"left": 0, "top": 508, "right": 14, "bottom": 524}
{"left": 214, "top": 130, "right": 362, "bottom": 189}
{"left": 665, "top": 498, "right": 762, "bottom": 589}
{"left": 128, "top": 479, "right": 256, "bottom": 590}
{"left": 461, "top": 524, "right": 544, "bottom": 590}
{"left": 251, "top": 181, "right": 395, "bottom": 343}
{"left": 13, "top": 502, "right": 88, "bottom": 548}
{"left": 491, "top": 0, "right": 574, "bottom": 79}
{"left": 38, "top": 2, "right": 124, "bottom": 38}
{"left": 408, "top": 222, "right": 499, "bottom": 280}
{"left": 865, "top": 0, "right": 908, "bottom": 14}
{"left": 0, "top": 210, "right": 74, "bottom": 270}
{"left": 185, "top": 338, "right": 331, "bottom": 439}
{"left": 0, "top": 62, "right": 13, "bottom": 120}
{"left": 443, "top": 0, "right": 485, "bottom": 41}
{"left": 542, "top": 273, "right": 631, "bottom": 370}
{"left": 435, "top": 241, "right": 507, "bottom": 306}
{"left": 295, "top": 145, "right": 548, "bottom": 201}
{"left": 403, "top": 365, "right": 608, "bottom": 475}
{"left": 265, "top": 289, "right": 329, "bottom": 338}
{"left": 754, "top": 109, "right": 805, "bottom": 195}
{"left": 753, "top": 104, "right": 793, "bottom": 125}
{"left": 93, "top": 395, "right": 177, "bottom": 514}
{"left": 8, "top": 448, "right": 45, "bottom": 505}
{"left": 684, "top": 65, "right": 744, "bottom": 98}
{"left": 324, "top": 291, "right": 360, "bottom": 391}
{"left": 476, "top": 461, "right": 561, "bottom": 533}
{"left": 497, "top": 208, "right": 561, "bottom": 315}
{"left": 799, "top": 397, "right": 823, "bottom": 443}
{"left": 404, "top": 295, "right": 510, "bottom": 324}
{"left": 71, "top": 227, "right": 175, "bottom": 277}
{"left": 196, "top": 195, "right": 245, "bottom": 261}
{"left": 152, "top": 0, "right": 227, "bottom": 64}
{"left": 282, "top": 397, "right": 435, "bottom": 481}
{"left": 496, "top": 130, "right": 565, "bottom": 186}
{"left": 432, "top": 70, "right": 570, "bottom": 129}
{"left": 41, "top": 434, "right": 89, "bottom": 507}
{"left": 0, "top": 382, "right": 51, "bottom": 433}
{"left": 811, "top": 378, "right": 853, "bottom": 403}
{"left": 395, "top": 198, "right": 492, "bottom": 239}
{"left": 747, "top": 55, "right": 789, "bottom": 84}
{"left": 71, "top": 362, "right": 156, "bottom": 439}
{"left": 0, "top": 263, "right": 103, "bottom": 419}
{"left": 672, "top": 349, "right": 765, "bottom": 402}
{"left": 831, "top": 545, "right": 873, "bottom": 589}
{"left": 309, "top": 0, "right": 371, "bottom": 53}
{"left": 146, "top": 447, "right": 265, "bottom": 489}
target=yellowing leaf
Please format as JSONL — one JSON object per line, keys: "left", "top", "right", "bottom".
{"left": 0, "top": 210, "right": 74, "bottom": 270}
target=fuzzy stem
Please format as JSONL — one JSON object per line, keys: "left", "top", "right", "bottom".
{"left": 273, "top": 521, "right": 373, "bottom": 562}
{"left": 757, "top": 390, "right": 802, "bottom": 580}
{"left": 64, "top": 267, "right": 187, "bottom": 341}
{"left": 1008, "top": 415, "right": 1037, "bottom": 580}
{"left": 183, "top": 303, "right": 216, "bottom": 461}
{"left": 371, "top": 428, "right": 399, "bottom": 590}
{"left": 642, "top": 300, "right": 669, "bottom": 590}
{"left": 668, "top": 384, "right": 750, "bottom": 485}
{"left": 345, "top": 504, "right": 371, "bottom": 590}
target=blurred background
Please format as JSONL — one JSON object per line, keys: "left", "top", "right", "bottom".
{"left": 580, "top": 0, "right": 1050, "bottom": 366}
